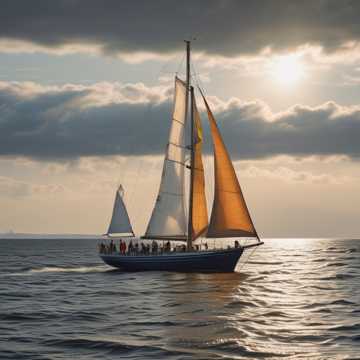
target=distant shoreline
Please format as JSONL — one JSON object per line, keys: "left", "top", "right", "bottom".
{"left": 0, "top": 235, "right": 358, "bottom": 241}
{"left": 0, "top": 233, "right": 101, "bottom": 240}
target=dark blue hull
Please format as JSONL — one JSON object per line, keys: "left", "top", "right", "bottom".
{"left": 100, "top": 248, "right": 244, "bottom": 272}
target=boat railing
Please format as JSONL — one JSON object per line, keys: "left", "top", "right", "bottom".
{"left": 97, "top": 241, "right": 262, "bottom": 256}
{"left": 99, "top": 248, "right": 209, "bottom": 256}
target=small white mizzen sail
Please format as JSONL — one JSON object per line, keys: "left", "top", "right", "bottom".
{"left": 107, "top": 184, "right": 134, "bottom": 236}
{"left": 144, "top": 77, "right": 188, "bottom": 240}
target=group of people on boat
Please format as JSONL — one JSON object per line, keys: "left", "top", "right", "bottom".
{"left": 98, "top": 238, "right": 213, "bottom": 255}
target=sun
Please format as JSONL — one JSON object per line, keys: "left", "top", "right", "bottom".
{"left": 271, "top": 54, "right": 305, "bottom": 86}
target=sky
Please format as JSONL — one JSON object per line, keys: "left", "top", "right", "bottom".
{"left": 1, "top": 0, "right": 360, "bottom": 237}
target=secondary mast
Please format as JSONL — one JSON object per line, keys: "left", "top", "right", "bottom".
{"left": 187, "top": 86, "right": 195, "bottom": 251}
{"left": 185, "top": 40, "right": 194, "bottom": 251}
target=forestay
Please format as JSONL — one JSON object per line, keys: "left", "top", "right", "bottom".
{"left": 144, "top": 77, "right": 188, "bottom": 240}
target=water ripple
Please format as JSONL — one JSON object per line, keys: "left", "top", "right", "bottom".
{"left": 0, "top": 238, "right": 359, "bottom": 359}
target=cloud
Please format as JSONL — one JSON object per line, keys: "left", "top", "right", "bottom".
{"left": 0, "top": 176, "right": 65, "bottom": 197}
{"left": 1, "top": 0, "right": 360, "bottom": 58}
{"left": 241, "top": 165, "right": 349, "bottom": 185}
{"left": 0, "top": 80, "right": 173, "bottom": 159}
{"left": 0, "top": 176, "right": 30, "bottom": 197}
{"left": 0, "top": 80, "right": 360, "bottom": 161}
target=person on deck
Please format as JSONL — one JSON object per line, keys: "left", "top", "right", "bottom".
{"left": 165, "top": 241, "right": 171, "bottom": 252}
{"left": 128, "top": 240, "right": 134, "bottom": 255}
{"left": 119, "top": 239, "right": 123, "bottom": 254}
{"left": 120, "top": 241, "right": 126, "bottom": 255}
{"left": 151, "top": 240, "right": 158, "bottom": 254}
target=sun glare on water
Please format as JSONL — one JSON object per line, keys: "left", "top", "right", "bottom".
{"left": 271, "top": 54, "right": 305, "bottom": 86}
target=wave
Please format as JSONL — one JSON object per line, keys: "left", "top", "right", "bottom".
{"left": 0, "top": 349, "right": 48, "bottom": 360}
{"left": 204, "top": 339, "right": 290, "bottom": 358}
{"left": 0, "top": 313, "right": 40, "bottom": 322}
{"left": 248, "top": 261, "right": 283, "bottom": 265}
{"left": 0, "top": 310, "right": 106, "bottom": 323}
{"left": 329, "top": 323, "right": 360, "bottom": 332}
{"left": 42, "top": 337, "right": 191, "bottom": 357}
{"left": 330, "top": 299, "right": 356, "bottom": 306}
{"left": 225, "top": 299, "right": 259, "bottom": 308}
{"left": 300, "top": 299, "right": 356, "bottom": 310}
{"left": 323, "top": 262, "right": 347, "bottom": 267}
{"left": 5, "top": 265, "right": 110, "bottom": 276}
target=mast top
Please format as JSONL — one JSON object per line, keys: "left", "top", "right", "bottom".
{"left": 185, "top": 40, "right": 191, "bottom": 87}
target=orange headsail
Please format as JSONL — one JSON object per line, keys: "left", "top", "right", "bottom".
{"left": 202, "top": 96, "right": 258, "bottom": 238}
{"left": 189, "top": 95, "right": 209, "bottom": 240}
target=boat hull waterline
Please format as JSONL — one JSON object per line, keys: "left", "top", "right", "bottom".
{"left": 100, "top": 247, "right": 244, "bottom": 272}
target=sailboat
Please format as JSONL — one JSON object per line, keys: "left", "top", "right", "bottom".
{"left": 100, "top": 41, "right": 263, "bottom": 272}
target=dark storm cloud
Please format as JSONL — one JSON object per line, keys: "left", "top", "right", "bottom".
{"left": 0, "top": 82, "right": 360, "bottom": 160}
{"left": 217, "top": 101, "right": 360, "bottom": 159}
{"left": 1, "top": 0, "right": 360, "bottom": 56}
{"left": 0, "top": 85, "right": 172, "bottom": 159}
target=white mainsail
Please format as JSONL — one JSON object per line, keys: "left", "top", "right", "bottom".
{"left": 107, "top": 185, "right": 134, "bottom": 236}
{"left": 144, "top": 77, "right": 188, "bottom": 240}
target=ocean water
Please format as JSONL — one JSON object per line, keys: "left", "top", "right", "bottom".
{"left": 0, "top": 238, "right": 359, "bottom": 360}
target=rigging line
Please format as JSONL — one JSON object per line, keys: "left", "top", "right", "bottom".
{"left": 160, "top": 191, "right": 184, "bottom": 196}
{"left": 190, "top": 72, "right": 210, "bottom": 90}
{"left": 214, "top": 189, "right": 247, "bottom": 195}
{"left": 155, "top": 48, "right": 185, "bottom": 83}
{"left": 157, "top": 62, "right": 169, "bottom": 78}
{"left": 115, "top": 156, "right": 133, "bottom": 213}
{"left": 190, "top": 59, "right": 215, "bottom": 218}
{"left": 192, "top": 76, "right": 207, "bottom": 101}
{"left": 172, "top": 117, "right": 186, "bottom": 126}
{"left": 191, "top": 71, "right": 209, "bottom": 77}
{"left": 157, "top": 60, "right": 176, "bottom": 81}
{"left": 192, "top": 166, "right": 205, "bottom": 171}
{"left": 168, "top": 141, "right": 188, "bottom": 149}
{"left": 191, "top": 55, "right": 231, "bottom": 98}
{"left": 190, "top": 58, "right": 208, "bottom": 98}
{"left": 165, "top": 158, "right": 186, "bottom": 166}
{"left": 176, "top": 51, "right": 186, "bottom": 76}
{"left": 127, "top": 156, "right": 144, "bottom": 234}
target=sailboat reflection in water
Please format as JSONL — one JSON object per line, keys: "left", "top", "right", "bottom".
{"left": 100, "top": 41, "right": 263, "bottom": 272}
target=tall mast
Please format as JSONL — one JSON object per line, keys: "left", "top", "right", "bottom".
{"left": 185, "top": 40, "right": 193, "bottom": 251}
{"left": 187, "top": 86, "right": 195, "bottom": 251}
{"left": 184, "top": 40, "right": 191, "bottom": 130}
